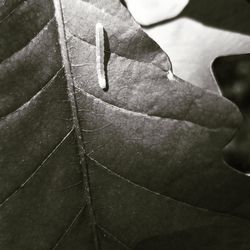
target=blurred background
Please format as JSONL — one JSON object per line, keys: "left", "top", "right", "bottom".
{"left": 213, "top": 55, "right": 250, "bottom": 174}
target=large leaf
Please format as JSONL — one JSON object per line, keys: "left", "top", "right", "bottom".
{"left": 139, "top": 0, "right": 250, "bottom": 93}
{"left": 1, "top": 0, "right": 250, "bottom": 249}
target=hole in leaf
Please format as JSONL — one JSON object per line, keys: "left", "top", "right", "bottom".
{"left": 212, "top": 54, "right": 250, "bottom": 174}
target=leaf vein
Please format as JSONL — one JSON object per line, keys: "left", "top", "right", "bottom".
{"left": 75, "top": 86, "right": 231, "bottom": 131}
{"left": 66, "top": 29, "right": 168, "bottom": 74}
{"left": 87, "top": 155, "right": 250, "bottom": 223}
{"left": 97, "top": 224, "right": 131, "bottom": 250}
{"left": 0, "top": 17, "right": 55, "bottom": 64}
{"left": 52, "top": 204, "right": 87, "bottom": 250}
{"left": 0, "top": 67, "right": 64, "bottom": 121}
{"left": 0, "top": 127, "right": 74, "bottom": 208}
{"left": 0, "top": 0, "right": 24, "bottom": 24}
{"left": 54, "top": 0, "right": 100, "bottom": 248}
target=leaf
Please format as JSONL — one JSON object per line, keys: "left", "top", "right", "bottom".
{"left": 124, "top": 0, "right": 189, "bottom": 26}
{"left": 138, "top": 0, "right": 250, "bottom": 93}
{"left": 0, "top": 0, "right": 250, "bottom": 249}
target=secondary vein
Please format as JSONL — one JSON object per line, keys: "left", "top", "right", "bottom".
{"left": 52, "top": 204, "right": 86, "bottom": 250}
{"left": 0, "top": 128, "right": 74, "bottom": 208}
{"left": 87, "top": 155, "right": 250, "bottom": 223}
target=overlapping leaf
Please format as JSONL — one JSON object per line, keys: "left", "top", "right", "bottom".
{"left": 125, "top": 0, "right": 189, "bottom": 26}
{"left": 137, "top": 0, "right": 250, "bottom": 93}
{"left": 0, "top": 0, "right": 250, "bottom": 249}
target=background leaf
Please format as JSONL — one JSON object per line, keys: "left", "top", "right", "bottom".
{"left": 126, "top": 0, "right": 250, "bottom": 174}
{"left": 125, "top": 0, "right": 189, "bottom": 26}
{"left": 133, "top": 0, "right": 250, "bottom": 93}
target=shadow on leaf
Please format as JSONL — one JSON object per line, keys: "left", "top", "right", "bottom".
{"left": 134, "top": 223, "right": 249, "bottom": 250}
